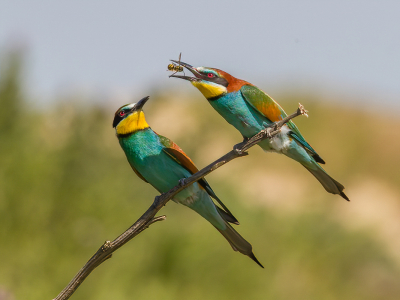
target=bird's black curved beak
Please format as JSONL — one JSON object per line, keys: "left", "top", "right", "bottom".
{"left": 169, "top": 60, "right": 202, "bottom": 81}
{"left": 134, "top": 96, "right": 150, "bottom": 111}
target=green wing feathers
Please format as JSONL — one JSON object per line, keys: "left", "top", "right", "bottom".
{"left": 158, "top": 134, "right": 239, "bottom": 224}
{"left": 240, "top": 85, "right": 325, "bottom": 164}
{"left": 240, "top": 85, "right": 287, "bottom": 123}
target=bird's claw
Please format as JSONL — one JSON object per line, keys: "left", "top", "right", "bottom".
{"left": 178, "top": 178, "right": 186, "bottom": 186}
{"left": 264, "top": 122, "right": 280, "bottom": 139}
{"left": 265, "top": 129, "right": 273, "bottom": 139}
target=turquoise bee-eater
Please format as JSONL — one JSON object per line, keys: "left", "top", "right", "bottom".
{"left": 170, "top": 62, "right": 349, "bottom": 201}
{"left": 113, "top": 96, "right": 263, "bottom": 267}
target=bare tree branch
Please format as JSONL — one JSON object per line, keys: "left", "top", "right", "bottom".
{"left": 53, "top": 103, "right": 308, "bottom": 300}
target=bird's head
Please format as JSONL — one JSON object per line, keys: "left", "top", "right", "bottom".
{"left": 113, "top": 96, "right": 150, "bottom": 136}
{"left": 169, "top": 61, "right": 250, "bottom": 100}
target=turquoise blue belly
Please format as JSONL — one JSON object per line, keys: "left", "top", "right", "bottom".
{"left": 210, "top": 92, "right": 274, "bottom": 150}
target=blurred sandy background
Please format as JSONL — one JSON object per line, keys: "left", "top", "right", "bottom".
{"left": 1, "top": 1, "right": 400, "bottom": 299}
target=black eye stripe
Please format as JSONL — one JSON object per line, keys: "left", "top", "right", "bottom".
{"left": 201, "top": 71, "right": 216, "bottom": 76}
{"left": 113, "top": 109, "right": 129, "bottom": 127}
{"left": 198, "top": 70, "right": 229, "bottom": 87}
{"left": 113, "top": 114, "right": 123, "bottom": 127}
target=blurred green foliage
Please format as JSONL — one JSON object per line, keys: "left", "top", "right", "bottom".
{"left": 1, "top": 51, "right": 399, "bottom": 300}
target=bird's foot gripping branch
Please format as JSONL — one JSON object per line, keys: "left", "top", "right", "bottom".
{"left": 53, "top": 104, "right": 308, "bottom": 300}
{"left": 239, "top": 103, "right": 309, "bottom": 152}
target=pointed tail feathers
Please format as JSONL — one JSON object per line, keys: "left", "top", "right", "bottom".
{"left": 215, "top": 221, "right": 264, "bottom": 268}
{"left": 216, "top": 206, "right": 239, "bottom": 225}
{"left": 303, "top": 163, "right": 349, "bottom": 201}
{"left": 190, "top": 191, "right": 262, "bottom": 267}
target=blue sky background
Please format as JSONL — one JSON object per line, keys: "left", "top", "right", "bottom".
{"left": 1, "top": 0, "right": 399, "bottom": 107}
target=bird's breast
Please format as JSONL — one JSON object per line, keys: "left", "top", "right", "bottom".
{"left": 119, "top": 130, "right": 162, "bottom": 162}
{"left": 119, "top": 130, "right": 202, "bottom": 199}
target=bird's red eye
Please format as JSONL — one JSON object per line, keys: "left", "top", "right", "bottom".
{"left": 207, "top": 73, "right": 214, "bottom": 78}
{"left": 119, "top": 111, "right": 125, "bottom": 117}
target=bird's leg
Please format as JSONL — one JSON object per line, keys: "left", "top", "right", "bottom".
{"left": 265, "top": 128, "right": 273, "bottom": 139}
{"left": 262, "top": 121, "right": 280, "bottom": 139}
{"left": 262, "top": 121, "right": 270, "bottom": 128}
{"left": 178, "top": 178, "right": 186, "bottom": 187}
{"left": 262, "top": 121, "right": 280, "bottom": 130}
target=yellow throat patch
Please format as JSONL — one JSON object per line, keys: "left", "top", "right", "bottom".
{"left": 191, "top": 81, "right": 227, "bottom": 99}
{"left": 116, "top": 111, "right": 149, "bottom": 135}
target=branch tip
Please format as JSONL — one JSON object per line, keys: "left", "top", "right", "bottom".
{"left": 298, "top": 103, "right": 308, "bottom": 117}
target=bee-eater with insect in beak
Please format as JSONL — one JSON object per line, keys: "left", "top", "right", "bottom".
{"left": 170, "top": 62, "right": 349, "bottom": 201}
{"left": 113, "top": 96, "right": 263, "bottom": 267}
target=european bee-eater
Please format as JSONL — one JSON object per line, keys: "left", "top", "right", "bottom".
{"left": 170, "top": 62, "right": 349, "bottom": 201}
{"left": 113, "top": 96, "right": 263, "bottom": 267}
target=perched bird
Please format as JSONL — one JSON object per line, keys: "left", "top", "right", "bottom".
{"left": 113, "top": 96, "right": 263, "bottom": 267}
{"left": 170, "top": 62, "right": 349, "bottom": 201}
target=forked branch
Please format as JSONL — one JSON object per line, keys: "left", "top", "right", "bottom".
{"left": 53, "top": 103, "right": 308, "bottom": 300}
